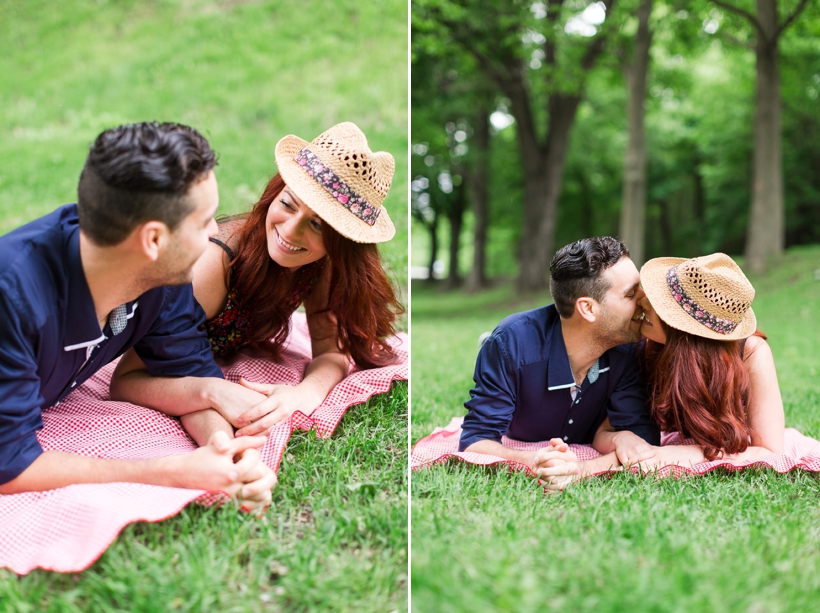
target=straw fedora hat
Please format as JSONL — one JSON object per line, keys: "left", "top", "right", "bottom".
{"left": 274, "top": 122, "right": 395, "bottom": 243}
{"left": 640, "top": 253, "right": 757, "bottom": 341}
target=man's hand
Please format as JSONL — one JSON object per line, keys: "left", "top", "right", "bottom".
{"left": 610, "top": 431, "right": 656, "bottom": 467}
{"left": 232, "top": 377, "right": 325, "bottom": 437}
{"left": 177, "top": 431, "right": 267, "bottom": 492}
{"left": 532, "top": 438, "right": 584, "bottom": 491}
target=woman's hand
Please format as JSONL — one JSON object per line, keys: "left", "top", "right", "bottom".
{"left": 610, "top": 431, "right": 656, "bottom": 467}
{"left": 233, "top": 377, "right": 326, "bottom": 436}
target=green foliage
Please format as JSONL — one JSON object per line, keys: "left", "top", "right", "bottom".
{"left": 411, "top": 0, "right": 820, "bottom": 279}
{"left": 411, "top": 245, "right": 820, "bottom": 611}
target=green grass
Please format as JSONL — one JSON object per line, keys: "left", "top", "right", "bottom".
{"left": 0, "top": 1, "right": 407, "bottom": 610}
{"left": 411, "top": 246, "right": 820, "bottom": 612}
{"left": 2, "top": 386, "right": 408, "bottom": 612}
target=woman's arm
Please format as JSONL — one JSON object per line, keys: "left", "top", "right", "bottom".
{"left": 741, "top": 335, "right": 785, "bottom": 453}
{"left": 233, "top": 266, "right": 351, "bottom": 436}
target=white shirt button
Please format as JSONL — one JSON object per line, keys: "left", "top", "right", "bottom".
{"left": 563, "top": 436, "right": 569, "bottom": 441}
{"left": 568, "top": 419, "right": 574, "bottom": 424}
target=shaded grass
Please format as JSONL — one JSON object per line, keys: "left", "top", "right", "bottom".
{"left": 411, "top": 246, "right": 820, "bottom": 612}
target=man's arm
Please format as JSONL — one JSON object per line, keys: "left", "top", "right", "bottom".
{"left": 459, "top": 333, "right": 525, "bottom": 460}
{"left": 0, "top": 431, "right": 266, "bottom": 495}
{"left": 603, "top": 346, "right": 661, "bottom": 448}
{"left": 110, "top": 348, "right": 267, "bottom": 427}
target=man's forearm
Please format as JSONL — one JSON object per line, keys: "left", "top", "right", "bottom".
{"left": 463, "top": 439, "right": 535, "bottom": 469}
{"left": 110, "top": 369, "right": 225, "bottom": 416}
{"left": 0, "top": 450, "right": 184, "bottom": 495}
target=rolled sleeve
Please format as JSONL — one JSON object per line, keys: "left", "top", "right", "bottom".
{"left": 133, "top": 285, "right": 223, "bottom": 380}
{"left": 606, "top": 350, "right": 660, "bottom": 445}
{"left": 0, "top": 292, "right": 45, "bottom": 484}
{"left": 459, "top": 334, "right": 517, "bottom": 451}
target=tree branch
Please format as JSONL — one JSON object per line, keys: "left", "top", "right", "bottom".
{"left": 777, "top": 0, "right": 811, "bottom": 38}
{"left": 580, "top": 0, "right": 618, "bottom": 72}
{"left": 710, "top": 0, "right": 765, "bottom": 38}
{"left": 716, "top": 29, "right": 756, "bottom": 50}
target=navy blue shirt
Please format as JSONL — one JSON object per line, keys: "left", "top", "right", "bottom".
{"left": 0, "top": 204, "right": 224, "bottom": 484}
{"left": 459, "top": 304, "right": 660, "bottom": 451}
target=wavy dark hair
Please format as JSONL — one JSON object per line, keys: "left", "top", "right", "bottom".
{"left": 227, "top": 173, "right": 404, "bottom": 368}
{"left": 641, "top": 321, "right": 766, "bottom": 461}
{"left": 549, "top": 237, "right": 630, "bottom": 319}
{"left": 78, "top": 122, "right": 216, "bottom": 245}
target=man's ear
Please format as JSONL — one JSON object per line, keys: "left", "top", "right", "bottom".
{"left": 575, "top": 297, "right": 597, "bottom": 324}
{"left": 135, "top": 221, "right": 170, "bottom": 262}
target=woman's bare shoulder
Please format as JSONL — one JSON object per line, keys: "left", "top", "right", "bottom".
{"left": 216, "top": 216, "right": 248, "bottom": 251}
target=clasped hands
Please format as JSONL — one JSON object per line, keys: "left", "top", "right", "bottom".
{"left": 212, "top": 377, "right": 325, "bottom": 437}
{"left": 531, "top": 432, "right": 671, "bottom": 491}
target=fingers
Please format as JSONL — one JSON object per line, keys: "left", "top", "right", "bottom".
{"left": 223, "top": 433, "right": 267, "bottom": 454}
{"left": 548, "top": 438, "right": 569, "bottom": 452}
{"left": 236, "top": 411, "right": 288, "bottom": 437}
{"left": 236, "top": 395, "right": 281, "bottom": 426}
{"left": 208, "top": 430, "right": 232, "bottom": 454}
{"left": 232, "top": 447, "right": 261, "bottom": 478}
{"left": 534, "top": 449, "right": 575, "bottom": 467}
{"left": 240, "top": 469, "right": 277, "bottom": 501}
{"left": 239, "top": 377, "right": 275, "bottom": 394}
{"left": 536, "top": 463, "right": 579, "bottom": 478}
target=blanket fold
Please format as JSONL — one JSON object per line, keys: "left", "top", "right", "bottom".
{"left": 0, "top": 313, "right": 407, "bottom": 575}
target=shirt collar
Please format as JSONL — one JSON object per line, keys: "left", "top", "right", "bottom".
{"left": 63, "top": 225, "right": 107, "bottom": 352}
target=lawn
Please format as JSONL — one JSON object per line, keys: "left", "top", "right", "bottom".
{"left": 0, "top": 1, "right": 408, "bottom": 611}
{"left": 411, "top": 246, "right": 820, "bottom": 612}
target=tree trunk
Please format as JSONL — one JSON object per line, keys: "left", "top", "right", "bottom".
{"left": 443, "top": 182, "right": 467, "bottom": 289}
{"left": 426, "top": 211, "right": 439, "bottom": 281}
{"left": 465, "top": 105, "right": 491, "bottom": 293}
{"left": 744, "top": 0, "right": 783, "bottom": 274}
{"left": 618, "top": 0, "right": 653, "bottom": 267}
{"left": 517, "top": 94, "right": 582, "bottom": 292}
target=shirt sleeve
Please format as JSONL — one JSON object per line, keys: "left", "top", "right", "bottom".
{"left": 0, "top": 291, "right": 45, "bottom": 485}
{"left": 459, "top": 334, "right": 517, "bottom": 451}
{"left": 606, "top": 349, "right": 660, "bottom": 445}
{"left": 133, "top": 285, "right": 224, "bottom": 380}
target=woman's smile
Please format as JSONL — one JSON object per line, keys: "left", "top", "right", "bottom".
{"left": 274, "top": 227, "right": 306, "bottom": 252}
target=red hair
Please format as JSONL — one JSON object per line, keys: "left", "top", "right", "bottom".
{"left": 641, "top": 324, "right": 767, "bottom": 461}
{"left": 227, "top": 173, "right": 404, "bottom": 369}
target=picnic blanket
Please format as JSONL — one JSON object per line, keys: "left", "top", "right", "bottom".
{"left": 412, "top": 417, "right": 820, "bottom": 478}
{"left": 0, "top": 313, "right": 407, "bottom": 575}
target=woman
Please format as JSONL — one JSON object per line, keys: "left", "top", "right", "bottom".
{"left": 112, "top": 122, "right": 404, "bottom": 439}
{"left": 193, "top": 122, "right": 404, "bottom": 435}
{"left": 635, "top": 252, "right": 784, "bottom": 464}
{"left": 536, "top": 253, "right": 785, "bottom": 488}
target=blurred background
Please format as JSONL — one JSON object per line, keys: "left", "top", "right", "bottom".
{"left": 0, "top": 0, "right": 408, "bottom": 288}
{"left": 411, "top": 0, "right": 819, "bottom": 291}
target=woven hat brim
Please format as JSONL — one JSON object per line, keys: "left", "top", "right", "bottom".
{"left": 640, "top": 257, "right": 757, "bottom": 341}
{"left": 274, "top": 134, "right": 395, "bottom": 244}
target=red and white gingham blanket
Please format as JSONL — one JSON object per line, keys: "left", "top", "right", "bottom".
{"left": 0, "top": 313, "right": 407, "bottom": 575}
{"left": 412, "top": 417, "right": 820, "bottom": 478}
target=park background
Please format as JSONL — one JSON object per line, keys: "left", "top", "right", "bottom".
{"left": 411, "top": 0, "right": 820, "bottom": 611}
{"left": 0, "top": 0, "right": 408, "bottom": 611}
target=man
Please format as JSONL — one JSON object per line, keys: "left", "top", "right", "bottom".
{"left": 459, "top": 237, "right": 660, "bottom": 487}
{"left": 0, "top": 122, "right": 274, "bottom": 509}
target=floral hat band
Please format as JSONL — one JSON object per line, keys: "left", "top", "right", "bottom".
{"left": 640, "top": 253, "right": 757, "bottom": 341}
{"left": 666, "top": 267, "right": 739, "bottom": 335}
{"left": 294, "top": 148, "right": 379, "bottom": 227}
